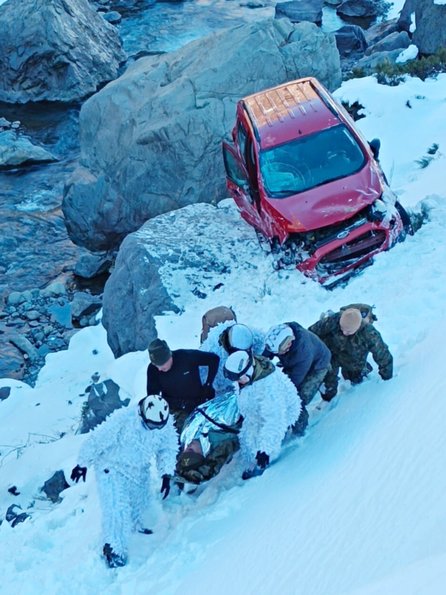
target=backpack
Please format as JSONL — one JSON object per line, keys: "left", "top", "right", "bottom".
{"left": 200, "top": 306, "right": 237, "bottom": 343}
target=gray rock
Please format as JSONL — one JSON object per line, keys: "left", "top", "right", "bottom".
{"left": 0, "top": 0, "right": 126, "bottom": 104}
{"left": 398, "top": 0, "right": 417, "bottom": 33}
{"left": 366, "top": 31, "right": 411, "bottom": 56}
{"left": 9, "top": 334, "right": 40, "bottom": 362}
{"left": 24, "top": 310, "right": 41, "bottom": 321}
{"left": 0, "top": 131, "right": 57, "bottom": 168}
{"left": 74, "top": 250, "right": 113, "bottom": 279}
{"left": 102, "top": 10, "right": 122, "bottom": 24}
{"left": 62, "top": 18, "right": 341, "bottom": 252}
{"left": 102, "top": 201, "right": 264, "bottom": 357}
{"left": 6, "top": 291, "right": 26, "bottom": 306}
{"left": 364, "top": 19, "right": 400, "bottom": 46}
{"left": 0, "top": 386, "right": 11, "bottom": 401}
{"left": 41, "top": 282, "right": 67, "bottom": 298}
{"left": 337, "top": 0, "right": 379, "bottom": 18}
{"left": 412, "top": 0, "right": 446, "bottom": 55}
{"left": 40, "top": 470, "right": 70, "bottom": 503}
{"left": 0, "top": 338, "right": 25, "bottom": 380}
{"left": 355, "top": 48, "right": 403, "bottom": 73}
{"left": 335, "top": 25, "right": 368, "bottom": 56}
{"left": 71, "top": 292, "right": 102, "bottom": 322}
{"left": 79, "top": 376, "right": 129, "bottom": 433}
{"left": 6, "top": 504, "right": 30, "bottom": 527}
{"left": 275, "top": 0, "right": 323, "bottom": 24}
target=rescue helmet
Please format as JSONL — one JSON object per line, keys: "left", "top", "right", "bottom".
{"left": 265, "top": 324, "right": 294, "bottom": 354}
{"left": 224, "top": 350, "right": 254, "bottom": 382}
{"left": 227, "top": 324, "right": 254, "bottom": 351}
{"left": 138, "top": 394, "right": 170, "bottom": 430}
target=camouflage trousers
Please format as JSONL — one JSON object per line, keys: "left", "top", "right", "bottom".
{"left": 176, "top": 430, "right": 240, "bottom": 484}
{"left": 324, "top": 361, "right": 373, "bottom": 398}
{"left": 299, "top": 367, "right": 330, "bottom": 405}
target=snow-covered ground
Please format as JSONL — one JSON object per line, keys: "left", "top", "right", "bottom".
{"left": 2, "top": 66, "right": 446, "bottom": 595}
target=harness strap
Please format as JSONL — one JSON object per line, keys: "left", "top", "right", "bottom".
{"left": 195, "top": 407, "right": 241, "bottom": 434}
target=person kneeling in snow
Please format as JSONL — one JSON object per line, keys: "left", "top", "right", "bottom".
{"left": 223, "top": 351, "right": 304, "bottom": 480}
{"left": 200, "top": 322, "right": 265, "bottom": 395}
{"left": 309, "top": 304, "right": 393, "bottom": 402}
{"left": 264, "top": 323, "right": 331, "bottom": 406}
{"left": 71, "top": 395, "right": 178, "bottom": 569}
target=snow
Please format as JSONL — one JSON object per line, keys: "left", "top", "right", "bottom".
{"left": 2, "top": 73, "right": 446, "bottom": 594}
{"left": 396, "top": 44, "right": 419, "bottom": 64}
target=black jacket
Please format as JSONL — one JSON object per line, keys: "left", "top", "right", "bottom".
{"left": 146, "top": 349, "right": 219, "bottom": 414}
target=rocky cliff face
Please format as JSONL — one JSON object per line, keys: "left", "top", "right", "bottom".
{"left": 0, "top": 0, "right": 126, "bottom": 104}
{"left": 62, "top": 17, "right": 341, "bottom": 252}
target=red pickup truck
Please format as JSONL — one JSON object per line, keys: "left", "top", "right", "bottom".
{"left": 222, "top": 77, "right": 410, "bottom": 284}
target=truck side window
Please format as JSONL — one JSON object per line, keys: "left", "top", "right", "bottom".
{"left": 245, "top": 137, "right": 261, "bottom": 211}
{"left": 237, "top": 123, "right": 248, "bottom": 164}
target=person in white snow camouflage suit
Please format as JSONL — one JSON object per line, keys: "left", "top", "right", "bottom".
{"left": 223, "top": 351, "right": 304, "bottom": 480}
{"left": 71, "top": 395, "right": 178, "bottom": 568}
{"left": 200, "top": 322, "right": 265, "bottom": 395}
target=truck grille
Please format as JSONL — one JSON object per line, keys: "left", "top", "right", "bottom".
{"left": 317, "top": 230, "right": 386, "bottom": 274}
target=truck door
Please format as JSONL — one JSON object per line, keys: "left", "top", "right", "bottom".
{"left": 222, "top": 141, "right": 264, "bottom": 231}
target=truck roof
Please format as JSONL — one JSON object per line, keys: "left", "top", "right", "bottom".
{"left": 241, "top": 77, "right": 341, "bottom": 150}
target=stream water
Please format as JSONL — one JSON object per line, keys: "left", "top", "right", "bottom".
{"left": 0, "top": 1, "right": 345, "bottom": 300}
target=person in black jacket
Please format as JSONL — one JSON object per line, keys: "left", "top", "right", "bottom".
{"left": 146, "top": 338, "right": 220, "bottom": 431}
{"left": 264, "top": 322, "right": 331, "bottom": 405}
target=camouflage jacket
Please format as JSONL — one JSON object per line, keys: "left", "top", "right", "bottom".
{"left": 308, "top": 313, "right": 393, "bottom": 380}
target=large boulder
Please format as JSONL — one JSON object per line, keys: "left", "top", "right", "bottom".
{"left": 0, "top": 0, "right": 126, "bottom": 104}
{"left": 102, "top": 201, "right": 268, "bottom": 357}
{"left": 63, "top": 17, "right": 341, "bottom": 252}
{"left": 365, "top": 31, "right": 411, "bottom": 56}
{"left": 275, "top": 0, "right": 323, "bottom": 24}
{"left": 337, "top": 0, "right": 380, "bottom": 18}
{"left": 412, "top": 0, "right": 446, "bottom": 55}
{"left": 335, "top": 25, "right": 368, "bottom": 56}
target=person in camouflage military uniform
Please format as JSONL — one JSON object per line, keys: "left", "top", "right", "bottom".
{"left": 308, "top": 304, "right": 393, "bottom": 402}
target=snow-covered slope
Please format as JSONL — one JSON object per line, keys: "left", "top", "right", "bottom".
{"left": 1, "top": 73, "right": 446, "bottom": 595}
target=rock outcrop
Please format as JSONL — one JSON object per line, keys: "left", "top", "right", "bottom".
{"left": 63, "top": 17, "right": 341, "bottom": 252}
{"left": 102, "top": 201, "right": 270, "bottom": 357}
{"left": 411, "top": 0, "right": 446, "bottom": 55}
{"left": 0, "top": 0, "right": 126, "bottom": 104}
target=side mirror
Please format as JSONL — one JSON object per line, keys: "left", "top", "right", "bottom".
{"left": 369, "top": 138, "right": 381, "bottom": 160}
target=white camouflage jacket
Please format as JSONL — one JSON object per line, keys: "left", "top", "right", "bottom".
{"left": 236, "top": 366, "right": 302, "bottom": 467}
{"left": 79, "top": 405, "right": 179, "bottom": 482}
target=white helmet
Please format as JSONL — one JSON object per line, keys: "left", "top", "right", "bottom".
{"left": 138, "top": 395, "right": 170, "bottom": 429}
{"left": 224, "top": 350, "right": 254, "bottom": 382}
{"left": 227, "top": 324, "right": 254, "bottom": 351}
{"left": 265, "top": 324, "right": 294, "bottom": 354}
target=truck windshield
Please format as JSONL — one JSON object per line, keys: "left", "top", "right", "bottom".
{"left": 259, "top": 124, "right": 366, "bottom": 198}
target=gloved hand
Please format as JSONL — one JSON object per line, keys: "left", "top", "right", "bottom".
{"left": 256, "top": 451, "right": 270, "bottom": 469}
{"left": 321, "top": 388, "right": 337, "bottom": 402}
{"left": 202, "top": 383, "right": 215, "bottom": 401}
{"left": 160, "top": 474, "right": 171, "bottom": 500}
{"left": 71, "top": 465, "right": 87, "bottom": 483}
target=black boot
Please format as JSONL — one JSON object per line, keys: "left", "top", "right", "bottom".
{"left": 102, "top": 543, "right": 127, "bottom": 568}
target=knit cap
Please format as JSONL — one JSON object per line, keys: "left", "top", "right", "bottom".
{"left": 339, "top": 308, "right": 362, "bottom": 335}
{"left": 148, "top": 339, "right": 172, "bottom": 366}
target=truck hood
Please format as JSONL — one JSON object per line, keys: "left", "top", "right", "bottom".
{"left": 266, "top": 163, "right": 384, "bottom": 233}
